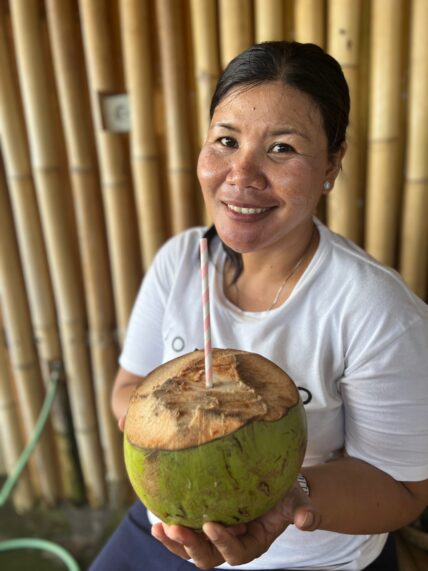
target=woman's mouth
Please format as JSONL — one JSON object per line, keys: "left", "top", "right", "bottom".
{"left": 225, "top": 203, "right": 272, "bottom": 215}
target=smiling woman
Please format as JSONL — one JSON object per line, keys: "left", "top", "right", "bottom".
{"left": 90, "top": 41, "right": 428, "bottom": 571}
{"left": 199, "top": 83, "right": 333, "bottom": 253}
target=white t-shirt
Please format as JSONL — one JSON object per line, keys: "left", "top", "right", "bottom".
{"left": 120, "top": 219, "right": 428, "bottom": 571}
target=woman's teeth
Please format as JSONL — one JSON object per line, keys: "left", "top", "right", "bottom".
{"left": 227, "top": 204, "right": 270, "bottom": 215}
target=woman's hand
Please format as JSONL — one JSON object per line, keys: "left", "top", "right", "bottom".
{"left": 151, "top": 481, "right": 320, "bottom": 570}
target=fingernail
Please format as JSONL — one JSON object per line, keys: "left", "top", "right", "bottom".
{"left": 301, "top": 511, "right": 314, "bottom": 528}
{"left": 205, "top": 525, "right": 220, "bottom": 542}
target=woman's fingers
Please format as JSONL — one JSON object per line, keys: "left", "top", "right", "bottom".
{"left": 202, "top": 521, "right": 267, "bottom": 566}
{"left": 158, "top": 523, "right": 224, "bottom": 569}
{"left": 151, "top": 524, "right": 190, "bottom": 561}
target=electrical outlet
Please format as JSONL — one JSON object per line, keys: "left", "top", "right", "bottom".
{"left": 99, "top": 93, "right": 130, "bottom": 133}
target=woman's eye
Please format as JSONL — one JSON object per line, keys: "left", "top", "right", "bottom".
{"left": 218, "top": 136, "right": 237, "bottom": 148}
{"left": 270, "top": 142, "right": 295, "bottom": 154}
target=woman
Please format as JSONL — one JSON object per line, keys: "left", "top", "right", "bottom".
{"left": 90, "top": 42, "right": 428, "bottom": 570}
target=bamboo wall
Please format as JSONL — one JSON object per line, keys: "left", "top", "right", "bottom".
{"left": 0, "top": 0, "right": 427, "bottom": 510}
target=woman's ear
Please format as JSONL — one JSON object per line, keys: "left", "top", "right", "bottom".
{"left": 324, "top": 142, "right": 348, "bottom": 190}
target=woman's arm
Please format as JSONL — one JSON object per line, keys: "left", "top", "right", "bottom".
{"left": 111, "top": 367, "right": 145, "bottom": 426}
{"left": 303, "top": 456, "right": 428, "bottom": 534}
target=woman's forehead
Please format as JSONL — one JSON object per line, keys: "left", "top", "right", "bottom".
{"left": 212, "top": 82, "right": 324, "bottom": 134}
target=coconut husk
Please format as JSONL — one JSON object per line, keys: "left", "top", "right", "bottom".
{"left": 124, "top": 349, "right": 306, "bottom": 528}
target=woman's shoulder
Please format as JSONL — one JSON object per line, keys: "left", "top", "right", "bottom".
{"left": 160, "top": 226, "right": 207, "bottom": 252}
{"left": 153, "top": 226, "right": 209, "bottom": 266}
{"left": 317, "top": 222, "right": 428, "bottom": 319}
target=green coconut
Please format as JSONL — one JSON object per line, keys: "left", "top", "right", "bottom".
{"left": 124, "top": 348, "right": 307, "bottom": 528}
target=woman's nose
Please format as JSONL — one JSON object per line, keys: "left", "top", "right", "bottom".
{"left": 225, "top": 150, "right": 267, "bottom": 191}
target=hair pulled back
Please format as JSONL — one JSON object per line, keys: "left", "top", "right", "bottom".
{"left": 210, "top": 41, "right": 350, "bottom": 154}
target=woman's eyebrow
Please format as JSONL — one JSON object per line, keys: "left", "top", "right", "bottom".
{"left": 270, "top": 127, "right": 309, "bottom": 140}
{"left": 210, "top": 122, "right": 239, "bottom": 132}
{"left": 211, "top": 122, "right": 309, "bottom": 140}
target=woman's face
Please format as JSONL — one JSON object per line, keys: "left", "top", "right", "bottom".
{"left": 197, "top": 81, "right": 344, "bottom": 254}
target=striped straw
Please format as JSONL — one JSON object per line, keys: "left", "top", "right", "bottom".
{"left": 199, "top": 238, "right": 213, "bottom": 388}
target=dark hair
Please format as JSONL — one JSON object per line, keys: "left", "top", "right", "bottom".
{"left": 205, "top": 41, "right": 350, "bottom": 279}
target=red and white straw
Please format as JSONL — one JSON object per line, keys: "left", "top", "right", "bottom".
{"left": 199, "top": 238, "right": 213, "bottom": 388}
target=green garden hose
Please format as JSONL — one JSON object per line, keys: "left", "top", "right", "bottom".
{"left": 0, "top": 361, "right": 81, "bottom": 570}
{"left": 0, "top": 538, "right": 80, "bottom": 571}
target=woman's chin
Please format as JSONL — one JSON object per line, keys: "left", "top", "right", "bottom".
{"left": 216, "top": 230, "right": 262, "bottom": 254}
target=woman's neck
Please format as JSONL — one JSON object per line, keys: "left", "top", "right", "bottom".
{"left": 223, "top": 223, "right": 319, "bottom": 312}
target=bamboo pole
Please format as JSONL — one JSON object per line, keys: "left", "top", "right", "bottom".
{"left": 0, "top": 306, "right": 34, "bottom": 512}
{"left": 189, "top": 0, "right": 220, "bottom": 225}
{"left": 120, "top": 0, "right": 167, "bottom": 267}
{"left": 0, "top": 152, "right": 59, "bottom": 505}
{"left": 365, "top": 0, "right": 404, "bottom": 266}
{"left": 294, "top": 0, "right": 326, "bottom": 221}
{"left": 0, "top": 8, "right": 83, "bottom": 503}
{"left": 189, "top": 0, "right": 220, "bottom": 146}
{"left": 283, "top": 0, "right": 294, "bottom": 41}
{"left": 218, "top": 0, "right": 253, "bottom": 68}
{"left": 156, "top": 0, "right": 197, "bottom": 233}
{"left": 78, "top": 0, "right": 142, "bottom": 339}
{"left": 0, "top": 441, "right": 4, "bottom": 476}
{"left": 45, "top": 0, "right": 128, "bottom": 504}
{"left": 399, "top": 0, "right": 428, "bottom": 299}
{"left": 294, "top": 0, "right": 325, "bottom": 47}
{"left": 255, "top": 0, "right": 284, "bottom": 42}
{"left": 327, "top": 0, "right": 363, "bottom": 244}
{"left": 9, "top": 0, "right": 106, "bottom": 506}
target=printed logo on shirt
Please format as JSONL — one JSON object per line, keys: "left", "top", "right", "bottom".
{"left": 172, "top": 336, "right": 185, "bottom": 352}
{"left": 297, "top": 386, "right": 312, "bottom": 405}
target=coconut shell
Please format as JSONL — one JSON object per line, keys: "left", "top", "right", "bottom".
{"left": 124, "top": 349, "right": 307, "bottom": 528}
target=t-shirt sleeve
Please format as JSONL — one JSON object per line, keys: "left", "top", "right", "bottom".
{"left": 119, "top": 236, "right": 179, "bottom": 376}
{"left": 340, "top": 316, "right": 428, "bottom": 481}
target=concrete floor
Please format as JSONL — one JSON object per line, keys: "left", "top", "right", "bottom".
{"left": 0, "top": 492, "right": 127, "bottom": 570}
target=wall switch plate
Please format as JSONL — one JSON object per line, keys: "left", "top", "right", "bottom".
{"left": 99, "top": 93, "right": 130, "bottom": 133}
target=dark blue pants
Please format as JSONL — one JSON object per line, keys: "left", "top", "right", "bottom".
{"left": 88, "top": 501, "right": 398, "bottom": 570}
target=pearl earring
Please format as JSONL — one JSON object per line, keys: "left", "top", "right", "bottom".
{"left": 323, "top": 181, "right": 331, "bottom": 192}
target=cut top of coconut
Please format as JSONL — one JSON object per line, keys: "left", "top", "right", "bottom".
{"left": 125, "top": 349, "right": 300, "bottom": 450}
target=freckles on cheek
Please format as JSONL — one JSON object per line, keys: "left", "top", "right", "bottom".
{"left": 197, "top": 149, "right": 225, "bottom": 185}
{"left": 281, "top": 186, "right": 311, "bottom": 209}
